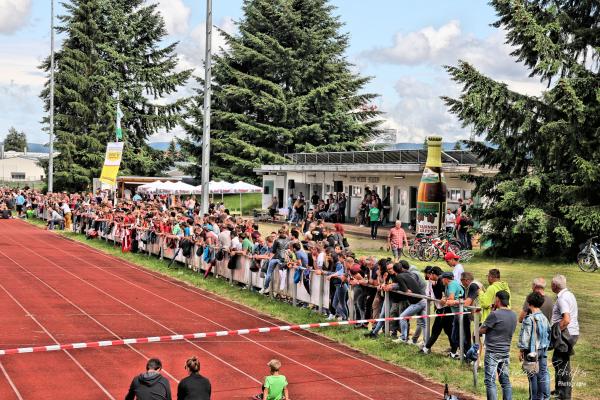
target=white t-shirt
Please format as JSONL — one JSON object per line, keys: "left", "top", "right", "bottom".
{"left": 316, "top": 252, "right": 326, "bottom": 269}
{"left": 231, "top": 236, "right": 242, "bottom": 251}
{"left": 453, "top": 263, "right": 464, "bottom": 282}
{"left": 445, "top": 212, "right": 456, "bottom": 227}
{"left": 61, "top": 203, "right": 71, "bottom": 214}
{"left": 551, "top": 289, "right": 579, "bottom": 336}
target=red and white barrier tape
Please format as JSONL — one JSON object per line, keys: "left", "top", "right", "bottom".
{"left": 0, "top": 311, "right": 472, "bottom": 355}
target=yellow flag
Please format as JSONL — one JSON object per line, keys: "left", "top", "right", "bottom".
{"left": 99, "top": 142, "right": 124, "bottom": 186}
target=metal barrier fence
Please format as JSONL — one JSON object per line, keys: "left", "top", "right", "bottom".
{"left": 38, "top": 208, "right": 482, "bottom": 377}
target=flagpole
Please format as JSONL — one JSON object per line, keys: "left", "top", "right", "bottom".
{"left": 48, "top": 0, "right": 55, "bottom": 193}
{"left": 200, "top": 0, "right": 212, "bottom": 215}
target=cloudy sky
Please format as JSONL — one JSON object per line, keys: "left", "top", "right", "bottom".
{"left": 0, "top": 0, "right": 545, "bottom": 144}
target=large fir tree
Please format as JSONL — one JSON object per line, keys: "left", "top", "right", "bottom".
{"left": 443, "top": 0, "right": 600, "bottom": 257}
{"left": 180, "top": 0, "right": 381, "bottom": 182}
{"left": 41, "top": 0, "right": 191, "bottom": 191}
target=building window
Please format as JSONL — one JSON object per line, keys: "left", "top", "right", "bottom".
{"left": 448, "top": 188, "right": 462, "bottom": 201}
{"left": 11, "top": 172, "right": 25, "bottom": 180}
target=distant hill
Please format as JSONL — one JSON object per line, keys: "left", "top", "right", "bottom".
{"left": 14, "top": 142, "right": 174, "bottom": 153}
{"left": 385, "top": 142, "right": 465, "bottom": 151}
{"left": 148, "top": 142, "right": 172, "bottom": 151}
{"left": 18, "top": 141, "right": 464, "bottom": 153}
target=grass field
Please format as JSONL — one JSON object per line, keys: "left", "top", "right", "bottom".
{"left": 28, "top": 217, "right": 597, "bottom": 400}
{"left": 212, "top": 193, "right": 262, "bottom": 215}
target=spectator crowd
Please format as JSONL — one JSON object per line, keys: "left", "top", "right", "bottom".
{"left": 0, "top": 187, "right": 581, "bottom": 400}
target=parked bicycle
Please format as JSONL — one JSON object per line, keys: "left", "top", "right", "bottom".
{"left": 406, "top": 232, "right": 473, "bottom": 262}
{"left": 577, "top": 236, "right": 599, "bottom": 272}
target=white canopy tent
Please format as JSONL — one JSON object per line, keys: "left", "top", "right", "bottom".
{"left": 231, "top": 181, "right": 262, "bottom": 215}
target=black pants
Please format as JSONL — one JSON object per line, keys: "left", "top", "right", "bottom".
{"left": 370, "top": 220, "right": 379, "bottom": 238}
{"left": 364, "top": 288, "right": 377, "bottom": 320}
{"left": 552, "top": 335, "right": 578, "bottom": 400}
{"left": 425, "top": 307, "right": 454, "bottom": 349}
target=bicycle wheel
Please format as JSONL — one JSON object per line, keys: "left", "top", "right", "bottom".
{"left": 577, "top": 251, "right": 598, "bottom": 272}
{"left": 419, "top": 245, "right": 436, "bottom": 262}
{"left": 408, "top": 243, "right": 420, "bottom": 259}
{"left": 449, "top": 239, "right": 464, "bottom": 250}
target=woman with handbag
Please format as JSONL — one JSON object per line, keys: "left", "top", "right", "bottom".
{"left": 518, "top": 292, "right": 551, "bottom": 400}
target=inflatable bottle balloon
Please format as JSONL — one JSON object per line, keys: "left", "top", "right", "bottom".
{"left": 416, "top": 136, "right": 447, "bottom": 235}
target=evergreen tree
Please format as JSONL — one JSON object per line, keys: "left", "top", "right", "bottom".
{"left": 180, "top": 0, "right": 380, "bottom": 183}
{"left": 443, "top": 0, "right": 600, "bottom": 257}
{"left": 40, "top": 0, "right": 191, "bottom": 191}
{"left": 3, "top": 127, "right": 27, "bottom": 152}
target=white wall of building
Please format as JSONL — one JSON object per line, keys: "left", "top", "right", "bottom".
{"left": 0, "top": 157, "right": 45, "bottom": 182}
{"left": 261, "top": 170, "right": 475, "bottom": 226}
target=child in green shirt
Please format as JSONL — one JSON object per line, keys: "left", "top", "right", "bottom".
{"left": 253, "top": 359, "right": 289, "bottom": 400}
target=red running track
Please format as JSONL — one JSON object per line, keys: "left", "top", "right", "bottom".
{"left": 0, "top": 220, "right": 449, "bottom": 399}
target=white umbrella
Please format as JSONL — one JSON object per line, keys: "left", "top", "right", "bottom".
{"left": 138, "top": 180, "right": 171, "bottom": 193}
{"left": 193, "top": 180, "right": 234, "bottom": 203}
{"left": 231, "top": 181, "right": 263, "bottom": 214}
{"left": 172, "top": 181, "right": 202, "bottom": 194}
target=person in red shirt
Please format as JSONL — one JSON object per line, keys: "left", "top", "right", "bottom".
{"left": 387, "top": 220, "right": 409, "bottom": 261}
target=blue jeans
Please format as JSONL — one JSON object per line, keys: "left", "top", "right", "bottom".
{"left": 399, "top": 300, "right": 426, "bottom": 341}
{"left": 332, "top": 284, "right": 348, "bottom": 319}
{"left": 484, "top": 351, "right": 512, "bottom": 400}
{"left": 528, "top": 351, "right": 550, "bottom": 400}
{"left": 263, "top": 259, "right": 281, "bottom": 290}
{"left": 371, "top": 301, "right": 400, "bottom": 335}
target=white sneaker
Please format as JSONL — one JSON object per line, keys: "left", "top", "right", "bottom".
{"left": 259, "top": 288, "right": 270, "bottom": 294}
{"left": 420, "top": 347, "right": 430, "bottom": 354}
{"left": 448, "top": 352, "right": 460, "bottom": 359}
{"left": 392, "top": 337, "right": 408, "bottom": 344}
{"left": 326, "top": 314, "right": 336, "bottom": 321}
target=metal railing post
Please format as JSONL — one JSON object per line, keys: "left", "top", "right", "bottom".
{"left": 292, "top": 269, "right": 297, "bottom": 306}
{"left": 318, "top": 274, "right": 325, "bottom": 314}
{"left": 459, "top": 299, "right": 465, "bottom": 361}
{"left": 229, "top": 253, "right": 234, "bottom": 285}
{"left": 424, "top": 299, "right": 431, "bottom": 344}
{"left": 270, "top": 264, "right": 276, "bottom": 299}
{"left": 247, "top": 256, "right": 252, "bottom": 291}
{"left": 384, "top": 291, "right": 390, "bottom": 336}
{"left": 473, "top": 307, "right": 480, "bottom": 388}
{"left": 348, "top": 285, "right": 355, "bottom": 320}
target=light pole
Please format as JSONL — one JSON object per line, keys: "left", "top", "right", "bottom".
{"left": 200, "top": 0, "right": 212, "bottom": 214}
{"left": 48, "top": 0, "right": 55, "bottom": 193}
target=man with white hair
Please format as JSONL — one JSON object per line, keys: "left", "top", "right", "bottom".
{"left": 550, "top": 274, "right": 579, "bottom": 400}
{"left": 518, "top": 277, "right": 554, "bottom": 323}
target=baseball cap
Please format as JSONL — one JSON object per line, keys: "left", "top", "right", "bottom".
{"left": 441, "top": 272, "right": 454, "bottom": 280}
{"left": 423, "top": 266, "right": 433, "bottom": 274}
{"left": 444, "top": 252, "right": 460, "bottom": 261}
{"left": 349, "top": 264, "right": 362, "bottom": 274}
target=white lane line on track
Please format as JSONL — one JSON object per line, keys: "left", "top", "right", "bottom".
{"left": 53, "top": 228, "right": 443, "bottom": 397}
{"left": 0, "top": 282, "right": 115, "bottom": 400}
{"left": 14, "top": 226, "right": 374, "bottom": 399}
{"left": 1, "top": 236, "right": 263, "bottom": 388}
{"left": 0, "top": 361, "right": 23, "bottom": 400}
{"left": 0, "top": 248, "right": 181, "bottom": 385}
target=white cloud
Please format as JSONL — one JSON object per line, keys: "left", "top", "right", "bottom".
{"left": 155, "top": 0, "right": 191, "bottom": 35}
{"left": 380, "top": 76, "right": 467, "bottom": 144}
{"left": 0, "top": 81, "right": 45, "bottom": 142}
{"left": 364, "top": 20, "right": 537, "bottom": 84}
{"left": 0, "top": 0, "right": 31, "bottom": 34}
{"left": 361, "top": 20, "right": 551, "bottom": 143}
{"left": 177, "top": 16, "right": 235, "bottom": 74}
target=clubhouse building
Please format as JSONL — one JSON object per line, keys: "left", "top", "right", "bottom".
{"left": 255, "top": 149, "right": 498, "bottom": 227}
